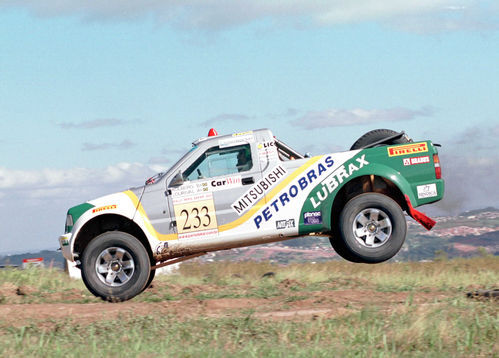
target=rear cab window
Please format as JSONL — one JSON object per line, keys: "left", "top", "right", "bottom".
{"left": 275, "top": 138, "right": 305, "bottom": 161}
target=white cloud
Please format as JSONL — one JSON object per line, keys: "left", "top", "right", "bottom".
{"left": 0, "top": 162, "right": 155, "bottom": 194}
{"left": 0, "top": 162, "right": 163, "bottom": 253}
{"left": 290, "top": 107, "right": 433, "bottom": 129}
{"left": 390, "top": 1, "right": 499, "bottom": 33}
{"left": 3, "top": 0, "right": 496, "bottom": 33}
{"left": 82, "top": 139, "right": 136, "bottom": 151}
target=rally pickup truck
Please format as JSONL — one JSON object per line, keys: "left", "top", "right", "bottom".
{"left": 59, "top": 128, "right": 444, "bottom": 301}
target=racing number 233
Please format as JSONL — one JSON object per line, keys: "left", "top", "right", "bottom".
{"left": 174, "top": 199, "right": 218, "bottom": 234}
{"left": 181, "top": 206, "right": 210, "bottom": 230}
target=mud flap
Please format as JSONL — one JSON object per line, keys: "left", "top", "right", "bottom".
{"left": 404, "top": 194, "right": 436, "bottom": 230}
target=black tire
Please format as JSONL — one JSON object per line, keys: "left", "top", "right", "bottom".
{"left": 81, "top": 231, "right": 151, "bottom": 302}
{"left": 329, "top": 235, "right": 363, "bottom": 263}
{"left": 336, "top": 193, "right": 407, "bottom": 263}
{"left": 144, "top": 268, "right": 156, "bottom": 290}
{"left": 350, "top": 129, "right": 411, "bottom": 150}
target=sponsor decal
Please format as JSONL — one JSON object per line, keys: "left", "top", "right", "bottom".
{"left": 309, "top": 155, "right": 369, "bottom": 209}
{"left": 403, "top": 156, "right": 430, "bottom": 166}
{"left": 172, "top": 180, "right": 219, "bottom": 239}
{"left": 92, "top": 204, "right": 117, "bottom": 213}
{"left": 155, "top": 242, "right": 169, "bottom": 255}
{"left": 171, "top": 182, "right": 209, "bottom": 202}
{"left": 257, "top": 141, "right": 278, "bottom": 161}
{"left": 253, "top": 156, "right": 335, "bottom": 229}
{"left": 233, "top": 131, "right": 253, "bottom": 137}
{"left": 232, "top": 165, "right": 287, "bottom": 216}
{"left": 59, "top": 234, "right": 70, "bottom": 247}
{"left": 388, "top": 143, "right": 428, "bottom": 157}
{"left": 304, "top": 211, "right": 322, "bottom": 225}
{"left": 178, "top": 228, "right": 219, "bottom": 240}
{"left": 276, "top": 219, "right": 296, "bottom": 230}
{"left": 174, "top": 195, "right": 218, "bottom": 233}
{"left": 173, "top": 191, "right": 212, "bottom": 205}
{"left": 210, "top": 175, "right": 242, "bottom": 190}
{"left": 219, "top": 133, "right": 255, "bottom": 148}
{"left": 417, "top": 183, "right": 438, "bottom": 199}
{"left": 172, "top": 175, "right": 242, "bottom": 204}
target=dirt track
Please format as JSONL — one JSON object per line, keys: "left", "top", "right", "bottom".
{"left": 0, "top": 288, "right": 450, "bottom": 327}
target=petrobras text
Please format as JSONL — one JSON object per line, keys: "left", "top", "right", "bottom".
{"left": 253, "top": 156, "right": 334, "bottom": 229}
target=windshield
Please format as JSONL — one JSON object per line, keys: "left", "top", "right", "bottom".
{"left": 145, "top": 145, "right": 199, "bottom": 185}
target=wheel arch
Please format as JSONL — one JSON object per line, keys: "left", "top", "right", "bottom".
{"left": 73, "top": 214, "right": 154, "bottom": 265}
{"left": 327, "top": 167, "right": 412, "bottom": 236}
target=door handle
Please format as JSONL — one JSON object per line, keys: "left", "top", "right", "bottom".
{"left": 242, "top": 177, "right": 254, "bottom": 185}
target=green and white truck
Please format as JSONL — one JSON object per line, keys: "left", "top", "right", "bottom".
{"left": 59, "top": 128, "right": 444, "bottom": 301}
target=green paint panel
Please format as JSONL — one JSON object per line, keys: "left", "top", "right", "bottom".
{"left": 298, "top": 142, "right": 444, "bottom": 235}
{"left": 65, "top": 202, "right": 94, "bottom": 233}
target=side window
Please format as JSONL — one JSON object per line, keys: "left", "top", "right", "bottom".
{"left": 183, "top": 144, "right": 253, "bottom": 181}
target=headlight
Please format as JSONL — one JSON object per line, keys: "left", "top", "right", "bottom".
{"left": 65, "top": 214, "right": 74, "bottom": 233}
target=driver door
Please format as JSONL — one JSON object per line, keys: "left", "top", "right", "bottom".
{"left": 167, "top": 143, "right": 262, "bottom": 241}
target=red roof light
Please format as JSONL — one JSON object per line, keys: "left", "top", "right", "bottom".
{"left": 208, "top": 128, "right": 218, "bottom": 137}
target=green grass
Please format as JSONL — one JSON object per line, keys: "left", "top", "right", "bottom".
{"left": 0, "top": 257, "right": 497, "bottom": 356}
{"left": 0, "top": 266, "right": 99, "bottom": 304}
{"left": 0, "top": 298, "right": 496, "bottom": 357}
{"left": 1, "top": 257, "right": 498, "bottom": 304}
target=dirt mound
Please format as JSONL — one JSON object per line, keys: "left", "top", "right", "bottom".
{"left": 0, "top": 288, "right": 453, "bottom": 329}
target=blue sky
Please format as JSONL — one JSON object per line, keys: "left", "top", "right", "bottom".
{"left": 1, "top": 1, "right": 498, "bottom": 254}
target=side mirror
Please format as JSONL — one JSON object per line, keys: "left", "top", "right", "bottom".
{"left": 169, "top": 171, "right": 184, "bottom": 187}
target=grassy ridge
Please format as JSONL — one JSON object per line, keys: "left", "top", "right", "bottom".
{"left": 1, "top": 303, "right": 496, "bottom": 357}
{"left": 0, "top": 257, "right": 497, "bottom": 357}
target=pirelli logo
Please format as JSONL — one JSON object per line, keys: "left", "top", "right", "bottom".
{"left": 92, "top": 205, "right": 117, "bottom": 213}
{"left": 387, "top": 143, "right": 428, "bottom": 157}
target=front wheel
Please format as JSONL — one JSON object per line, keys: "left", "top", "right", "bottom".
{"left": 335, "top": 193, "right": 407, "bottom": 263}
{"left": 81, "top": 231, "right": 151, "bottom": 302}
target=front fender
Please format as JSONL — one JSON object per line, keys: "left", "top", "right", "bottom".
{"left": 66, "top": 192, "right": 139, "bottom": 261}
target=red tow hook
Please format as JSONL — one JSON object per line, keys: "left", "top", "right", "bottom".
{"left": 404, "top": 195, "right": 436, "bottom": 230}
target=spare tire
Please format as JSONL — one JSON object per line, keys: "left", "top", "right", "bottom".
{"left": 350, "top": 129, "right": 411, "bottom": 150}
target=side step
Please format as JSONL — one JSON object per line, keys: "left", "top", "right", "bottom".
{"left": 151, "top": 252, "right": 206, "bottom": 270}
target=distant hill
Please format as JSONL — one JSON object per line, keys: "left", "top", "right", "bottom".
{"left": 459, "top": 207, "right": 498, "bottom": 217}
{"left": 1, "top": 208, "right": 498, "bottom": 267}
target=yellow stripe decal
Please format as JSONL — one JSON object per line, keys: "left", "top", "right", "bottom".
{"left": 124, "top": 155, "right": 322, "bottom": 240}
{"left": 124, "top": 190, "right": 178, "bottom": 241}
{"left": 219, "top": 155, "right": 323, "bottom": 232}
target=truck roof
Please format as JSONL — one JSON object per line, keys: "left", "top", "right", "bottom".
{"left": 192, "top": 128, "right": 272, "bottom": 146}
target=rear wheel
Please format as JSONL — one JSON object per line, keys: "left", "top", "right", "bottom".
{"left": 350, "top": 129, "right": 411, "bottom": 150}
{"left": 334, "top": 193, "right": 407, "bottom": 263}
{"left": 329, "top": 236, "right": 363, "bottom": 263}
{"left": 81, "top": 231, "right": 151, "bottom": 302}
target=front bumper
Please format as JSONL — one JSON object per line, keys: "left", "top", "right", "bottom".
{"left": 58, "top": 233, "right": 74, "bottom": 261}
